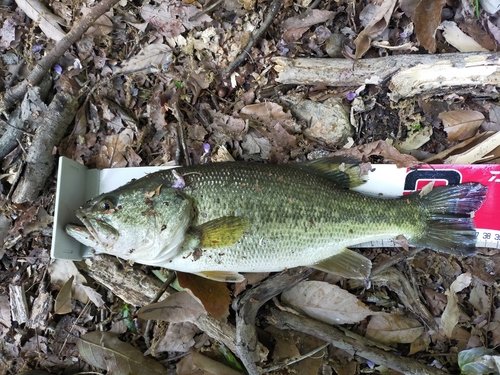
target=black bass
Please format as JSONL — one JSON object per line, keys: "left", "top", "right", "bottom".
{"left": 66, "top": 159, "right": 487, "bottom": 282}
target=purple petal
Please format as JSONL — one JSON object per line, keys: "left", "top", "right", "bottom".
{"left": 346, "top": 92, "right": 356, "bottom": 101}
{"left": 53, "top": 64, "right": 63, "bottom": 75}
{"left": 33, "top": 45, "right": 42, "bottom": 53}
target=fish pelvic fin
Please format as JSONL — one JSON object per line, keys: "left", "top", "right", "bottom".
{"left": 311, "top": 248, "right": 372, "bottom": 280}
{"left": 194, "top": 271, "right": 245, "bottom": 283}
{"left": 298, "top": 156, "right": 369, "bottom": 188}
{"left": 197, "top": 216, "right": 249, "bottom": 248}
{"left": 412, "top": 183, "right": 488, "bottom": 256}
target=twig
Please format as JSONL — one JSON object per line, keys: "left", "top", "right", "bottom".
{"left": 188, "top": 0, "right": 224, "bottom": 21}
{"left": 371, "top": 247, "right": 425, "bottom": 276}
{"left": 224, "top": 0, "right": 282, "bottom": 76}
{"left": 232, "top": 267, "right": 313, "bottom": 375}
{"left": 0, "top": 0, "right": 121, "bottom": 113}
{"left": 261, "top": 343, "right": 329, "bottom": 372}
{"left": 173, "top": 102, "right": 191, "bottom": 166}
{"left": 267, "top": 309, "right": 449, "bottom": 375}
{"left": 11, "top": 92, "right": 78, "bottom": 203}
{"left": 144, "top": 272, "right": 177, "bottom": 348}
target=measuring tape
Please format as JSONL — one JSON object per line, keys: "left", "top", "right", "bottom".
{"left": 351, "top": 164, "right": 500, "bottom": 249}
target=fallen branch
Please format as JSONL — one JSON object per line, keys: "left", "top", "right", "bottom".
{"left": 272, "top": 52, "right": 500, "bottom": 101}
{"left": 232, "top": 267, "right": 313, "bottom": 375}
{"left": 267, "top": 309, "right": 449, "bottom": 375}
{"left": 12, "top": 92, "right": 78, "bottom": 203}
{"left": 0, "top": 0, "right": 121, "bottom": 113}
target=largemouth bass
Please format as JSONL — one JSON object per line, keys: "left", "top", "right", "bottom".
{"left": 66, "top": 159, "right": 487, "bottom": 282}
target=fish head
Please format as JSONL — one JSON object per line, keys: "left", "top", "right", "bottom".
{"left": 66, "top": 180, "right": 193, "bottom": 265}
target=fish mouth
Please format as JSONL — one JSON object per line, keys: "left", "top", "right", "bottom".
{"left": 65, "top": 210, "right": 119, "bottom": 251}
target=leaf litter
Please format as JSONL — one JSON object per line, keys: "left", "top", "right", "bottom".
{"left": 2, "top": 0, "right": 500, "bottom": 373}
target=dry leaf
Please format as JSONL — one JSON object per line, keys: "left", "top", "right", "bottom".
{"left": 137, "top": 291, "right": 207, "bottom": 323}
{"left": 176, "top": 272, "right": 231, "bottom": 321}
{"left": 81, "top": 6, "right": 113, "bottom": 36}
{"left": 141, "top": 1, "right": 212, "bottom": 39}
{"left": 394, "top": 127, "right": 432, "bottom": 153}
{"left": 15, "top": 0, "right": 66, "bottom": 41}
{"left": 365, "top": 313, "right": 424, "bottom": 345}
{"left": 469, "top": 280, "right": 489, "bottom": 314}
{"left": 190, "top": 348, "right": 242, "bottom": 375}
{"left": 438, "top": 21, "right": 489, "bottom": 52}
{"left": 413, "top": 0, "right": 446, "bottom": 53}
{"left": 438, "top": 110, "right": 484, "bottom": 141}
{"left": 115, "top": 44, "right": 172, "bottom": 74}
{"left": 54, "top": 275, "right": 73, "bottom": 315}
{"left": 0, "top": 17, "right": 16, "bottom": 49}
{"left": 354, "top": 0, "right": 398, "bottom": 58}
{"left": 282, "top": 9, "right": 335, "bottom": 43}
{"left": 445, "top": 131, "right": 500, "bottom": 164}
{"left": 48, "top": 259, "right": 88, "bottom": 304}
{"left": 78, "top": 331, "right": 165, "bottom": 374}
{"left": 80, "top": 285, "right": 105, "bottom": 308}
{"left": 96, "top": 129, "right": 134, "bottom": 169}
{"left": 442, "top": 272, "right": 472, "bottom": 338}
{"left": 281, "top": 281, "right": 372, "bottom": 325}
{"left": 152, "top": 321, "right": 200, "bottom": 353}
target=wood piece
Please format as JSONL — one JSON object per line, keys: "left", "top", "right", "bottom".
{"left": 272, "top": 52, "right": 500, "bottom": 101}
{"left": 12, "top": 93, "right": 78, "bottom": 203}
{"left": 267, "top": 309, "right": 449, "bottom": 375}
{"left": 9, "top": 284, "right": 28, "bottom": 324}
{"left": 27, "top": 290, "right": 53, "bottom": 329}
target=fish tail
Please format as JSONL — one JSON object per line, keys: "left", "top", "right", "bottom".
{"left": 411, "top": 183, "right": 488, "bottom": 255}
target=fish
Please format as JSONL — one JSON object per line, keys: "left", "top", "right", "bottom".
{"left": 65, "top": 158, "right": 487, "bottom": 283}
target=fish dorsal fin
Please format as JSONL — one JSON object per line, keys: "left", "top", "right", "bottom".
{"left": 197, "top": 216, "right": 249, "bottom": 248}
{"left": 195, "top": 271, "right": 245, "bottom": 283}
{"left": 297, "top": 156, "right": 368, "bottom": 188}
{"left": 312, "top": 248, "right": 372, "bottom": 280}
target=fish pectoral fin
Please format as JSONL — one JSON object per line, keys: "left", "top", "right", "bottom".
{"left": 194, "top": 271, "right": 245, "bottom": 283}
{"left": 312, "top": 249, "right": 372, "bottom": 280}
{"left": 198, "top": 216, "right": 249, "bottom": 248}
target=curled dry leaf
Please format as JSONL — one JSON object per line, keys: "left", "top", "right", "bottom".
{"left": 438, "top": 110, "right": 484, "bottom": 141}
{"left": 354, "top": 0, "right": 398, "bottom": 58}
{"left": 78, "top": 331, "right": 165, "bottom": 375}
{"left": 365, "top": 313, "right": 424, "bottom": 345}
{"left": 137, "top": 291, "right": 207, "bottom": 323}
{"left": 442, "top": 272, "right": 472, "bottom": 338}
{"left": 281, "top": 280, "right": 372, "bottom": 325}
{"left": 15, "top": 0, "right": 66, "bottom": 41}
{"left": 413, "top": 0, "right": 446, "bottom": 53}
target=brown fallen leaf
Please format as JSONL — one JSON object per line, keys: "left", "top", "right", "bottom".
{"left": 176, "top": 272, "right": 231, "bottom": 321}
{"left": 282, "top": 9, "right": 335, "bottom": 43}
{"left": 365, "top": 313, "right": 424, "bottom": 345}
{"left": 281, "top": 280, "right": 372, "bottom": 325}
{"left": 438, "top": 110, "right": 484, "bottom": 141}
{"left": 96, "top": 128, "right": 134, "bottom": 169}
{"left": 78, "top": 331, "right": 165, "bottom": 374}
{"left": 54, "top": 275, "right": 73, "bottom": 315}
{"left": 138, "top": 291, "right": 207, "bottom": 322}
{"left": 413, "top": 0, "right": 446, "bottom": 53}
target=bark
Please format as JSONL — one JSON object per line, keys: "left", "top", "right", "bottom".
{"left": 272, "top": 52, "right": 500, "bottom": 101}
{"left": 12, "top": 93, "right": 78, "bottom": 203}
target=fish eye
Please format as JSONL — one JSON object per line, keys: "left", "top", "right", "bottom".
{"left": 97, "top": 198, "right": 116, "bottom": 212}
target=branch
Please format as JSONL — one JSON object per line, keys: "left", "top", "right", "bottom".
{"left": 0, "top": 0, "right": 121, "bottom": 112}
{"left": 267, "top": 309, "right": 449, "bottom": 375}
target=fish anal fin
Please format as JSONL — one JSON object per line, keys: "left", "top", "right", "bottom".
{"left": 198, "top": 216, "right": 249, "bottom": 248}
{"left": 195, "top": 271, "right": 245, "bottom": 283}
{"left": 312, "top": 249, "right": 372, "bottom": 280}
